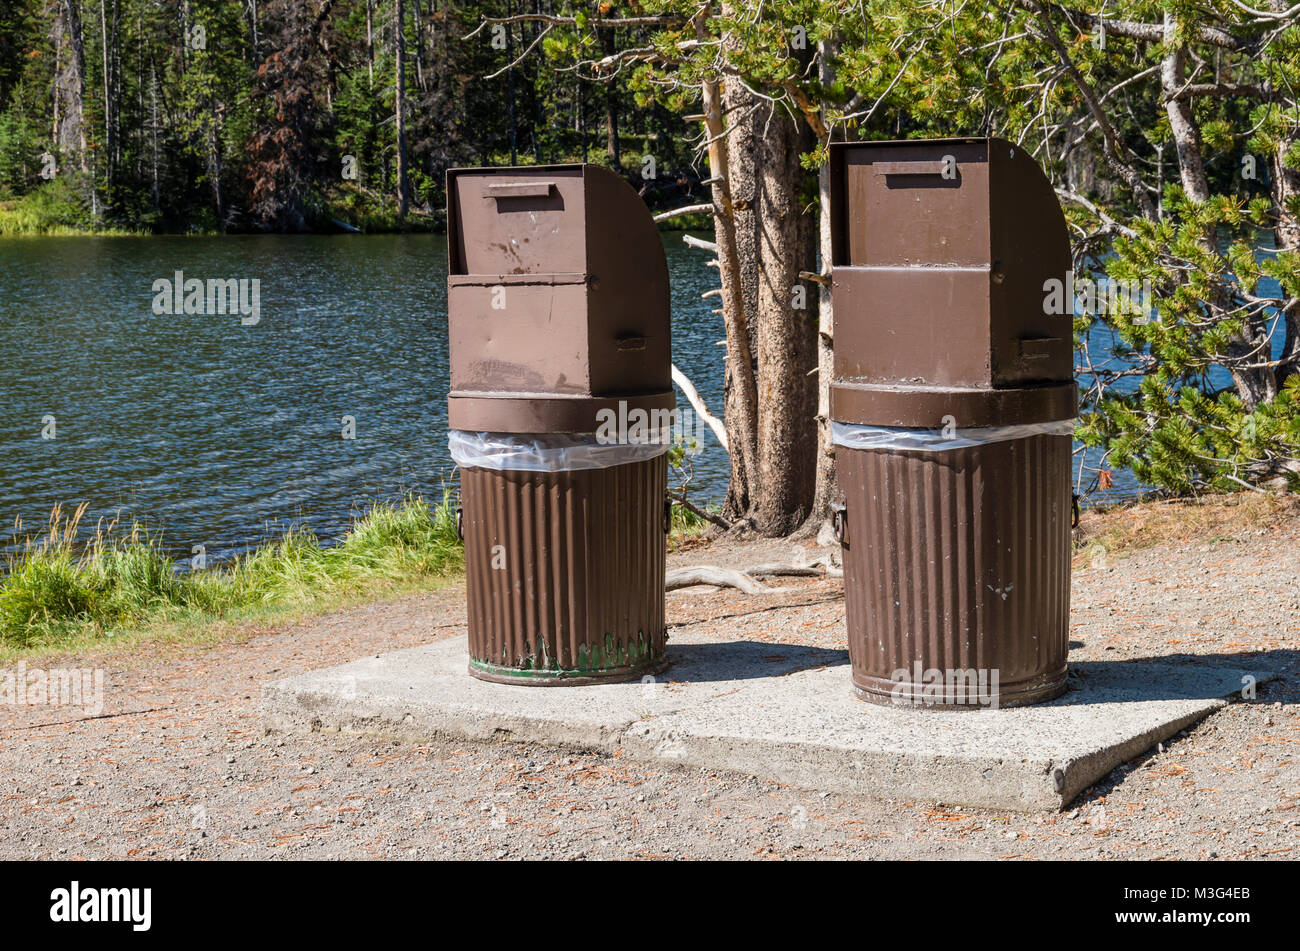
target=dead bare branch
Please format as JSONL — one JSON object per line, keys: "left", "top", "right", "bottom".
{"left": 653, "top": 203, "right": 713, "bottom": 223}
{"left": 671, "top": 363, "right": 728, "bottom": 451}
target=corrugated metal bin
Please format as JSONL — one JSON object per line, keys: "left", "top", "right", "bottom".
{"left": 829, "top": 138, "right": 1077, "bottom": 709}
{"left": 446, "top": 164, "right": 674, "bottom": 685}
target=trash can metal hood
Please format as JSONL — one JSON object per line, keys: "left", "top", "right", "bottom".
{"left": 829, "top": 137, "right": 1076, "bottom": 428}
{"left": 446, "top": 164, "right": 674, "bottom": 434}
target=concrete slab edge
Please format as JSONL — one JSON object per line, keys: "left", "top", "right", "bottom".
{"left": 262, "top": 683, "right": 1238, "bottom": 812}
{"left": 260, "top": 682, "right": 635, "bottom": 753}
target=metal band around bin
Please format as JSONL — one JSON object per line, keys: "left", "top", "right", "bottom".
{"left": 448, "top": 390, "right": 676, "bottom": 435}
{"left": 830, "top": 380, "right": 1077, "bottom": 429}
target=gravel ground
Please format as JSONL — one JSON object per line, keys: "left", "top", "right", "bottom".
{"left": 2, "top": 501, "right": 1298, "bottom": 860}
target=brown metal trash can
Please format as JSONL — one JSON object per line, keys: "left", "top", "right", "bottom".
{"left": 445, "top": 163, "right": 674, "bottom": 685}
{"left": 828, "top": 137, "right": 1077, "bottom": 709}
{"left": 458, "top": 455, "right": 668, "bottom": 684}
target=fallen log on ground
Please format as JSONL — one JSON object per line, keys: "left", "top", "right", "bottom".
{"left": 665, "top": 566, "right": 786, "bottom": 594}
{"left": 665, "top": 553, "right": 843, "bottom": 593}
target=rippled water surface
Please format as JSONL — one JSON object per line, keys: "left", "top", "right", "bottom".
{"left": 0, "top": 233, "right": 727, "bottom": 560}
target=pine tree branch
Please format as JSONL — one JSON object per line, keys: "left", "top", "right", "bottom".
{"left": 1025, "top": 0, "right": 1159, "bottom": 219}
{"left": 1013, "top": 0, "right": 1253, "bottom": 51}
{"left": 464, "top": 13, "right": 685, "bottom": 41}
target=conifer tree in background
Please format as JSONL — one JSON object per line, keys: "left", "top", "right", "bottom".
{"left": 0, "top": 1, "right": 1297, "bottom": 506}
{"left": 0, "top": 0, "right": 695, "bottom": 229}
{"left": 858, "top": 1, "right": 1300, "bottom": 495}
{"left": 484, "top": 2, "right": 1300, "bottom": 516}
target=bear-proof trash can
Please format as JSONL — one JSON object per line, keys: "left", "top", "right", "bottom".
{"left": 828, "top": 138, "right": 1077, "bottom": 709}
{"left": 445, "top": 164, "right": 675, "bottom": 685}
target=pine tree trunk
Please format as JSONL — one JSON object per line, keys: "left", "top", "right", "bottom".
{"left": 1269, "top": 5, "right": 1300, "bottom": 391}
{"left": 722, "top": 77, "right": 759, "bottom": 354}
{"left": 605, "top": 85, "right": 618, "bottom": 168}
{"left": 602, "top": 28, "right": 619, "bottom": 168}
{"left": 55, "top": 0, "right": 91, "bottom": 195}
{"left": 506, "top": 4, "right": 517, "bottom": 165}
{"left": 394, "top": 0, "right": 410, "bottom": 217}
{"left": 99, "top": 0, "right": 119, "bottom": 208}
{"left": 701, "top": 16, "right": 757, "bottom": 522}
{"left": 412, "top": 1, "right": 426, "bottom": 95}
{"left": 247, "top": 0, "right": 260, "bottom": 63}
{"left": 149, "top": 59, "right": 160, "bottom": 212}
{"left": 719, "top": 76, "right": 759, "bottom": 519}
{"left": 806, "top": 37, "right": 839, "bottom": 537}
{"left": 365, "top": 0, "right": 374, "bottom": 83}
{"left": 752, "top": 106, "right": 817, "bottom": 535}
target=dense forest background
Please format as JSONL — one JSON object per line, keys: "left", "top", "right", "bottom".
{"left": 4, "top": 1, "right": 1300, "bottom": 524}
{"left": 0, "top": 0, "right": 698, "bottom": 233}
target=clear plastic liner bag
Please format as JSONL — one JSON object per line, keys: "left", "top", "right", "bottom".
{"left": 831, "top": 419, "right": 1076, "bottom": 453}
{"left": 448, "top": 429, "right": 671, "bottom": 472}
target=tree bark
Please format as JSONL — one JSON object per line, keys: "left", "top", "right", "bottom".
{"left": 412, "top": 0, "right": 426, "bottom": 95}
{"left": 719, "top": 73, "right": 759, "bottom": 519}
{"left": 394, "top": 0, "right": 410, "bottom": 217}
{"left": 148, "top": 58, "right": 160, "bottom": 212}
{"left": 206, "top": 119, "right": 225, "bottom": 231}
{"left": 365, "top": 0, "right": 374, "bottom": 83}
{"left": 700, "top": 11, "right": 758, "bottom": 523}
{"left": 250, "top": 0, "right": 260, "bottom": 64}
{"left": 99, "top": 0, "right": 118, "bottom": 206}
{"left": 722, "top": 76, "right": 759, "bottom": 353}
{"left": 506, "top": 0, "right": 517, "bottom": 164}
{"left": 806, "top": 36, "right": 839, "bottom": 537}
{"left": 55, "top": 0, "right": 90, "bottom": 189}
{"left": 752, "top": 105, "right": 817, "bottom": 535}
{"left": 1161, "top": 21, "right": 1209, "bottom": 203}
{"left": 601, "top": 27, "right": 620, "bottom": 167}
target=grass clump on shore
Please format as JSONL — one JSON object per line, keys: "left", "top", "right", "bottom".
{"left": 0, "top": 495, "right": 463, "bottom": 650}
{"left": 667, "top": 499, "right": 717, "bottom": 546}
{"left": 0, "top": 180, "right": 145, "bottom": 236}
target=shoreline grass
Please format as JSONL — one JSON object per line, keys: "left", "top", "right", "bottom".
{"left": 668, "top": 498, "right": 716, "bottom": 546}
{"left": 0, "top": 494, "right": 463, "bottom": 657}
{"left": 0, "top": 493, "right": 713, "bottom": 663}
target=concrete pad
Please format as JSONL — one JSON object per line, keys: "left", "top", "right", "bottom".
{"left": 261, "top": 634, "right": 1273, "bottom": 811}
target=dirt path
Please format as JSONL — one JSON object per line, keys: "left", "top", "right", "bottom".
{"left": 2, "top": 501, "right": 1298, "bottom": 860}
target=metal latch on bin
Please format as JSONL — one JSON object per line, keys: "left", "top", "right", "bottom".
{"left": 830, "top": 501, "right": 849, "bottom": 548}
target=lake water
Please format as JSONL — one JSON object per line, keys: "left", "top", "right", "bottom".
{"left": 0, "top": 233, "right": 727, "bottom": 562}
{"left": 1, "top": 232, "right": 1171, "bottom": 564}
